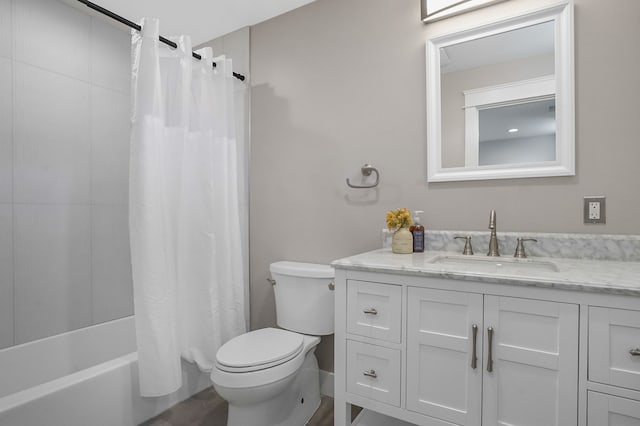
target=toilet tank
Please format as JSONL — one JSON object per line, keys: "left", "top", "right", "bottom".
{"left": 270, "top": 261, "right": 334, "bottom": 336}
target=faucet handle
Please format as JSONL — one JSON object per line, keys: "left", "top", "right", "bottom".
{"left": 454, "top": 236, "right": 474, "bottom": 255}
{"left": 514, "top": 238, "right": 537, "bottom": 258}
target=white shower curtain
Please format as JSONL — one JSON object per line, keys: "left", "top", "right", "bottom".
{"left": 129, "top": 18, "right": 246, "bottom": 397}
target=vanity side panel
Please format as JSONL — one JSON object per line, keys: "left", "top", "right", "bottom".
{"left": 333, "top": 268, "right": 351, "bottom": 426}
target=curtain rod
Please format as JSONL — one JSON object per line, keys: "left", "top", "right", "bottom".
{"left": 77, "top": 0, "right": 246, "bottom": 81}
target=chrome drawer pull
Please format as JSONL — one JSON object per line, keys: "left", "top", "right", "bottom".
{"left": 363, "top": 369, "right": 377, "bottom": 379}
{"left": 630, "top": 348, "right": 640, "bottom": 356}
{"left": 363, "top": 308, "right": 378, "bottom": 315}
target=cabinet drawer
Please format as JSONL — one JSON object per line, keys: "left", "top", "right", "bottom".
{"left": 588, "top": 391, "right": 640, "bottom": 425}
{"left": 347, "top": 280, "right": 402, "bottom": 343}
{"left": 346, "top": 340, "right": 401, "bottom": 406}
{"left": 589, "top": 307, "right": 640, "bottom": 392}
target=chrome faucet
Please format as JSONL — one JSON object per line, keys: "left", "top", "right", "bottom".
{"left": 487, "top": 210, "right": 500, "bottom": 256}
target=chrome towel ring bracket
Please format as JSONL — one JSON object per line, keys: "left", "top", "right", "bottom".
{"left": 346, "top": 164, "right": 380, "bottom": 189}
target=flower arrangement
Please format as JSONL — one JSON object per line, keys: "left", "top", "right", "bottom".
{"left": 386, "top": 207, "right": 412, "bottom": 230}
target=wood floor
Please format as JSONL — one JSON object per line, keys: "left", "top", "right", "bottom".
{"left": 140, "top": 387, "right": 360, "bottom": 426}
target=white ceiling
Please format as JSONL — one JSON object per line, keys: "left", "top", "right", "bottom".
{"left": 68, "top": 0, "right": 317, "bottom": 45}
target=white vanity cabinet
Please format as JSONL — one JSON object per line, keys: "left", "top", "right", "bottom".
{"left": 406, "top": 288, "right": 578, "bottom": 426}
{"left": 332, "top": 258, "right": 640, "bottom": 426}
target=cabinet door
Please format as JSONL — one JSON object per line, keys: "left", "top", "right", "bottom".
{"left": 588, "top": 391, "right": 640, "bottom": 426}
{"left": 407, "top": 287, "right": 483, "bottom": 426}
{"left": 482, "top": 296, "right": 579, "bottom": 426}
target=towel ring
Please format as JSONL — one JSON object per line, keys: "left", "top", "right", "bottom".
{"left": 346, "top": 164, "right": 380, "bottom": 189}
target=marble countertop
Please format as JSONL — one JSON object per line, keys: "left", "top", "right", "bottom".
{"left": 332, "top": 249, "right": 640, "bottom": 296}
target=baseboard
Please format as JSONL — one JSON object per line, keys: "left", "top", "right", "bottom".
{"left": 319, "top": 370, "right": 334, "bottom": 398}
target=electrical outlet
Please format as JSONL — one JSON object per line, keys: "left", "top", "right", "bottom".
{"left": 584, "top": 196, "right": 606, "bottom": 224}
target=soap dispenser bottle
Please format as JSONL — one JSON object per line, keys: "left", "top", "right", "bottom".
{"left": 412, "top": 210, "right": 425, "bottom": 252}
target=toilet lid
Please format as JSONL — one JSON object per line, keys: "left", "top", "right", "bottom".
{"left": 216, "top": 328, "right": 304, "bottom": 372}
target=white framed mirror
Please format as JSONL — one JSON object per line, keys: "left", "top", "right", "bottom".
{"left": 426, "top": 1, "right": 574, "bottom": 182}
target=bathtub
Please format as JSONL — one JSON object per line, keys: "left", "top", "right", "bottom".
{"left": 0, "top": 317, "right": 211, "bottom": 426}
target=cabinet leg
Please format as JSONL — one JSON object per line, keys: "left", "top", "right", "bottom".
{"left": 334, "top": 398, "right": 352, "bottom": 426}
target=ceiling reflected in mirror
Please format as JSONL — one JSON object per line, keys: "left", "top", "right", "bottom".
{"left": 440, "top": 21, "right": 555, "bottom": 73}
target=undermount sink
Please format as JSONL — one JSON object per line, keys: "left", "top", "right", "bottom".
{"left": 427, "top": 254, "right": 559, "bottom": 274}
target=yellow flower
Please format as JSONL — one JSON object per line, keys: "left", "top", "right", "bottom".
{"left": 386, "top": 208, "right": 413, "bottom": 230}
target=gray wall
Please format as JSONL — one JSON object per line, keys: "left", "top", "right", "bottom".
{"left": 441, "top": 53, "right": 554, "bottom": 167}
{"left": 0, "top": 0, "right": 132, "bottom": 349}
{"left": 249, "top": 0, "right": 640, "bottom": 372}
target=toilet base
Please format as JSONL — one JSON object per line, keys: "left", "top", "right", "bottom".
{"left": 225, "top": 351, "right": 321, "bottom": 426}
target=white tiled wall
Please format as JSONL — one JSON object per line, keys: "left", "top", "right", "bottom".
{"left": 0, "top": 0, "right": 132, "bottom": 349}
{"left": 13, "top": 204, "right": 92, "bottom": 344}
{"left": 90, "top": 18, "right": 131, "bottom": 94}
{"left": 0, "top": 57, "right": 11, "bottom": 202}
{"left": 0, "top": 0, "right": 12, "bottom": 59}
{"left": 13, "top": 0, "right": 91, "bottom": 81}
{"left": 0, "top": 205, "right": 13, "bottom": 348}
{"left": 91, "top": 205, "right": 132, "bottom": 324}
{"left": 13, "top": 62, "right": 91, "bottom": 203}
{"left": 91, "top": 85, "right": 130, "bottom": 205}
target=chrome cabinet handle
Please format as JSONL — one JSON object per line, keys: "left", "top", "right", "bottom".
{"left": 363, "top": 369, "right": 377, "bottom": 378}
{"left": 471, "top": 324, "right": 478, "bottom": 369}
{"left": 363, "top": 308, "right": 378, "bottom": 315}
{"left": 487, "top": 327, "right": 494, "bottom": 373}
{"left": 630, "top": 348, "right": 640, "bottom": 356}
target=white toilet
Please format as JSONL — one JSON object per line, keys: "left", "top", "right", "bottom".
{"left": 210, "top": 261, "right": 334, "bottom": 426}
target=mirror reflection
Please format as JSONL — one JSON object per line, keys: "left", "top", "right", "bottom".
{"left": 478, "top": 98, "right": 556, "bottom": 166}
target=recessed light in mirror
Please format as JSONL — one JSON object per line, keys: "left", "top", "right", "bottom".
{"left": 508, "top": 128, "right": 519, "bottom": 133}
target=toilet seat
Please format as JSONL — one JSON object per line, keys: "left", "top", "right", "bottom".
{"left": 216, "top": 328, "right": 304, "bottom": 373}
{"left": 211, "top": 333, "right": 320, "bottom": 390}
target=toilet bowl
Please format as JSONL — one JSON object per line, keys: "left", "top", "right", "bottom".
{"left": 210, "top": 261, "right": 334, "bottom": 426}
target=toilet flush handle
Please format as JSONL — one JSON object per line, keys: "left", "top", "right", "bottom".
{"left": 267, "top": 278, "right": 276, "bottom": 285}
